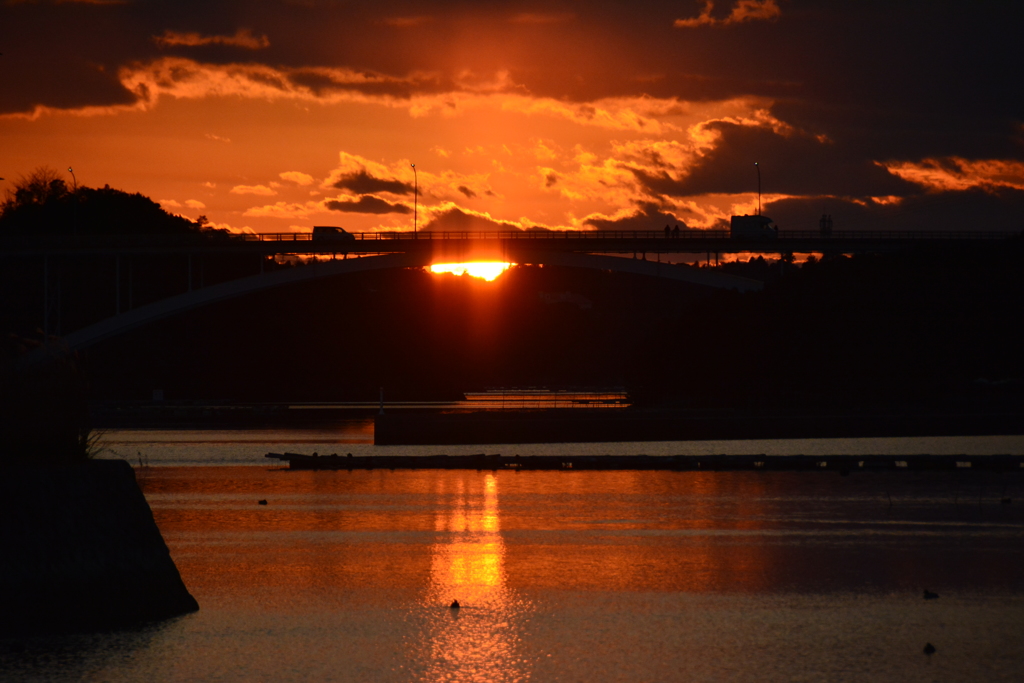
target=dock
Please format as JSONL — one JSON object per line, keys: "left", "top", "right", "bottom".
{"left": 265, "top": 452, "right": 1024, "bottom": 472}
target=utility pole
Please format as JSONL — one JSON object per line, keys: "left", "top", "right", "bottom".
{"left": 68, "top": 167, "right": 78, "bottom": 235}
{"left": 754, "top": 162, "right": 761, "bottom": 216}
{"left": 410, "top": 163, "right": 418, "bottom": 236}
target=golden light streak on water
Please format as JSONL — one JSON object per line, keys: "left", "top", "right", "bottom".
{"left": 429, "top": 262, "right": 514, "bottom": 281}
{"left": 420, "top": 473, "right": 530, "bottom": 682}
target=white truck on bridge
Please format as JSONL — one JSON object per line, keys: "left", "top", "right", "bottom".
{"left": 730, "top": 215, "right": 778, "bottom": 239}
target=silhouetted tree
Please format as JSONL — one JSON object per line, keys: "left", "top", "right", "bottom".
{"left": 2, "top": 167, "right": 69, "bottom": 209}
{"left": 0, "top": 166, "right": 203, "bottom": 236}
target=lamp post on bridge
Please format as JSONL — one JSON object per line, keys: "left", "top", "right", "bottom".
{"left": 754, "top": 161, "right": 760, "bottom": 216}
{"left": 411, "top": 163, "right": 417, "bottom": 236}
{"left": 68, "top": 166, "right": 78, "bottom": 235}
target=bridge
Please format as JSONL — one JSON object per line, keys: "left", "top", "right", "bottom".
{"left": 4, "top": 228, "right": 1018, "bottom": 355}
{"left": 6, "top": 227, "right": 1018, "bottom": 259}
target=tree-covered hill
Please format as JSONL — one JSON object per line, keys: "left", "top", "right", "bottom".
{"left": 1, "top": 167, "right": 203, "bottom": 236}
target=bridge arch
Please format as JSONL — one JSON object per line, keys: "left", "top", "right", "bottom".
{"left": 58, "top": 251, "right": 760, "bottom": 352}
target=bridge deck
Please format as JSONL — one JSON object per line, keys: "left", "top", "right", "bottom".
{"left": 3, "top": 229, "right": 1019, "bottom": 257}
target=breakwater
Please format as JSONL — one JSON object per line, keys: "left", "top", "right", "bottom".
{"left": 0, "top": 460, "right": 198, "bottom": 636}
{"left": 373, "top": 410, "right": 1024, "bottom": 446}
{"left": 267, "top": 452, "right": 1024, "bottom": 471}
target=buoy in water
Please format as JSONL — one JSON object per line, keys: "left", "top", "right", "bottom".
{"left": 923, "top": 643, "right": 936, "bottom": 655}
{"left": 450, "top": 600, "right": 460, "bottom": 609}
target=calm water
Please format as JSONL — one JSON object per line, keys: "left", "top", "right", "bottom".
{"left": 4, "top": 431, "right": 1024, "bottom": 681}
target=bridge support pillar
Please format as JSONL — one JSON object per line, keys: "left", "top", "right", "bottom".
{"left": 42, "top": 256, "right": 61, "bottom": 338}
{"left": 43, "top": 256, "right": 48, "bottom": 337}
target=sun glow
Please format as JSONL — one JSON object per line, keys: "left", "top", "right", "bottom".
{"left": 429, "top": 262, "right": 513, "bottom": 281}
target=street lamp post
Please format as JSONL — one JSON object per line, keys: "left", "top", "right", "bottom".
{"left": 411, "top": 163, "right": 418, "bottom": 236}
{"left": 68, "top": 166, "right": 78, "bottom": 235}
{"left": 754, "top": 162, "right": 760, "bottom": 216}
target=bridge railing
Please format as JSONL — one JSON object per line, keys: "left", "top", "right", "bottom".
{"left": 776, "top": 230, "right": 1020, "bottom": 240}
{"left": 241, "top": 229, "right": 1020, "bottom": 242}
{"left": 241, "top": 230, "right": 734, "bottom": 241}
{"left": 3, "top": 229, "right": 1018, "bottom": 253}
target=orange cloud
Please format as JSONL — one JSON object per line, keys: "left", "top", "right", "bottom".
{"left": 279, "top": 171, "right": 315, "bottom": 186}
{"left": 675, "top": 1, "right": 781, "bottom": 29}
{"left": 230, "top": 184, "right": 277, "bottom": 196}
{"left": 881, "top": 158, "right": 1024, "bottom": 192}
{"left": 8, "top": 54, "right": 699, "bottom": 136}
{"left": 119, "top": 58, "right": 437, "bottom": 111}
{"left": 243, "top": 201, "right": 322, "bottom": 219}
{"left": 729, "top": 0, "right": 782, "bottom": 23}
{"left": 153, "top": 28, "right": 270, "bottom": 50}
{"left": 112, "top": 58, "right": 679, "bottom": 133}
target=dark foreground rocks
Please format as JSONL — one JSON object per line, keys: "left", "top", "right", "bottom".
{"left": 0, "top": 459, "right": 198, "bottom": 635}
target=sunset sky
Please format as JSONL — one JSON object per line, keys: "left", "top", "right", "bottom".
{"left": 2, "top": 0, "right": 1022, "bottom": 235}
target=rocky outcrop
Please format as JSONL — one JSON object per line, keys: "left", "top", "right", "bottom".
{"left": 0, "top": 459, "right": 198, "bottom": 635}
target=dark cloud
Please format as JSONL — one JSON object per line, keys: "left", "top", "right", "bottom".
{"left": 286, "top": 69, "right": 449, "bottom": 99}
{"left": 764, "top": 188, "right": 1024, "bottom": 233}
{"left": 674, "top": 0, "right": 780, "bottom": 28}
{"left": 5, "top": 1, "right": 1021, "bottom": 131}
{"left": 457, "top": 185, "right": 477, "bottom": 198}
{"left": 325, "top": 195, "right": 411, "bottom": 214}
{"left": 3, "top": 0, "right": 1022, "bottom": 226}
{"left": 153, "top": 28, "right": 270, "bottom": 49}
{"left": 0, "top": 59, "right": 138, "bottom": 114}
{"left": 585, "top": 202, "right": 692, "bottom": 232}
{"left": 332, "top": 170, "right": 413, "bottom": 196}
{"left": 635, "top": 121, "right": 919, "bottom": 199}
{"left": 423, "top": 206, "right": 521, "bottom": 232}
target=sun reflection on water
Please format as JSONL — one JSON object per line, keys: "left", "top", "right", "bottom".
{"left": 419, "top": 474, "right": 530, "bottom": 682}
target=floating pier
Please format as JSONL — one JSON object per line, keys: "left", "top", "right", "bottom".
{"left": 265, "top": 452, "right": 1024, "bottom": 472}
{"left": 373, "top": 411, "right": 1024, "bottom": 446}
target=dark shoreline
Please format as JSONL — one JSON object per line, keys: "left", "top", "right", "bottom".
{"left": 0, "top": 460, "right": 198, "bottom": 636}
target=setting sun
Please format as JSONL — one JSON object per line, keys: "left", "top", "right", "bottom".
{"left": 429, "top": 262, "right": 514, "bottom": 281}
